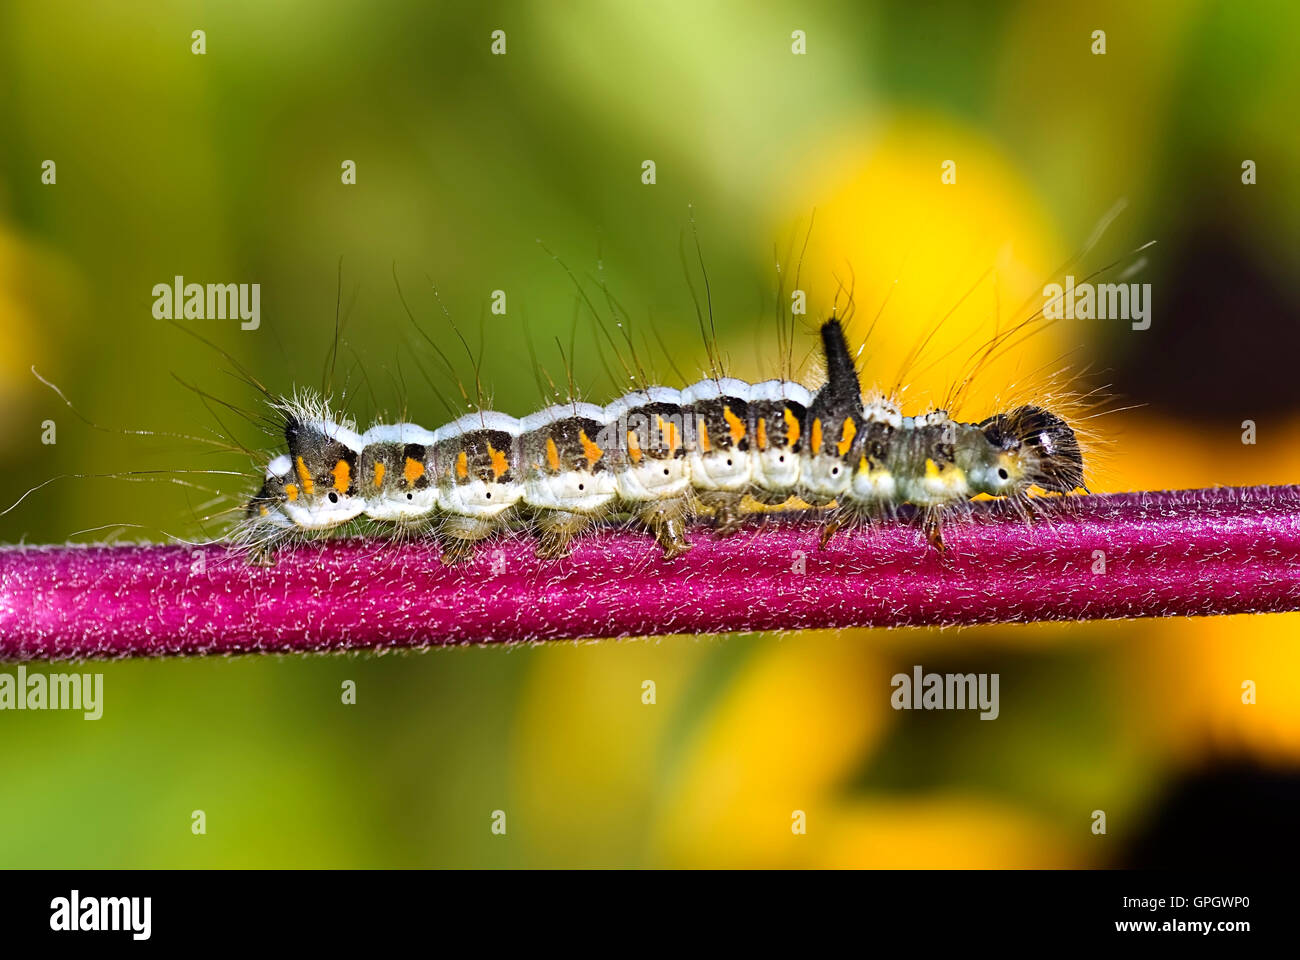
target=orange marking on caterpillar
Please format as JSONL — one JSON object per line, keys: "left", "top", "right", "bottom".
{"left": 837, "top": 417, "right": 856, "bottom": 457}
{"left": 545, "top": 436, "right": 561, "bottom": 472}
{"left": 373, "top": 462, "right": 386, "bottom": 488}
{"left": 810, "top": 418, "right": 823, "bottom": 454}
{"left": 295, "top": 456, "right": 315, "bottom": 496}
{"left": 783, "top": 408, "right": 800, "bottom": 448}
{"left": 285, "top": 483, "right": 299, "bottom": 502}
{"left": 579, "top": 430, "right": 603, "bottom": 466}
{"left": 756, "top": 418, "right": 768, "bottom": 450}
{"left": 332, "top": 459, "right": 351, "bottom": 494}
{"left": 657, "top": 416, "right": 679, "bottom": 453}
{"left": 404, "top": 456, "right": 425, "bottom": 487}
{"left": 698, "top": 418, "right": 712, "bottom": 452}
{"left": 723, "top": 405, "right": 745, "bottom": 445}
{"left": 627, "top": 430, "right": 643, "bottom": 464}
{"left": 488, "top": 443, "right": 509, "bottom": 479}
{"left": 455, "top": 450, "right": 468, "bottom": 480}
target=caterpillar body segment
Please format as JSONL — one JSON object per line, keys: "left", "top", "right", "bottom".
{"left": 681, "top": 378, "right": 753, "bottom": 495}
{"left": 744, "top": 379, "right": 811, "bottom": 506}
{"left": 428, "top": 412, "right": 523, "bottom": 551}
{"left": 604, "top": 387, "right": 693, "bottom": 504}
{"left": 358, "top": 423, "right": 439, "bottom": 522}
{"left": 845, "top": 397, "right": 903, "bottom": 507}
{"left": 800, "top": 318, "right": 865, "bottom": 506}
{"left": 681, "top": 377, "right": 753, "bottom": 535}
{"left": 600, "top": 387, "right": 693, "bottom": 557}
{"left": 429, "top": 412, "right": 523, "bottom": 511}
{"left": 518, "top": 403, "right": 617, "bottom": 513}
{"left": 518, "top": 402, "right": 617, "bottom": 557}
{"left": 248, "top": 319, "right": 1088, "bottom": 560}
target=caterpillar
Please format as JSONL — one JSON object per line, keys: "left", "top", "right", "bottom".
{"left": 242, "top": 315, "right": 1087, "bottom": 562}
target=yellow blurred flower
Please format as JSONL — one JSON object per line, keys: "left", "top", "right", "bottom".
{"left": 651, "top": 632, "right": 891, "bottom": 867}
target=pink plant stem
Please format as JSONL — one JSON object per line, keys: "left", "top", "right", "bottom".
{"left": 2, "top": 485, "right": 1299, "bottom": 661}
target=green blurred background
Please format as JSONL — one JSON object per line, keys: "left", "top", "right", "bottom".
{"left": 2, "top": 0, "right": 1299, "bottom": 867}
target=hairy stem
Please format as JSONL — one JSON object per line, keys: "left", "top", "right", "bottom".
{"left": 2, "top": 485, "right": 1299, "bottom": 661}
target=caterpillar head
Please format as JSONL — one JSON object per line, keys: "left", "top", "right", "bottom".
{"left": 977, "top": 405, "right": 1085, "bottom": 494}
{"left": 244, "top": 455, "right": 296, "bottom": 528}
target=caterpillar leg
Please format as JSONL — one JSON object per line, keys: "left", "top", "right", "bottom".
{"left": 245, "top": 541, "right": 281, "bottom": 567}
{"left": 697, "top": 491, "right": 745, "bottom": 536}
{"left": 922, "top": 512, "right": 948, "bottom": 555}
{"left": 638, "top": 498, "right": 692, "bottom": 560}
{"left": 534, "top": 509, "right": 593, "bottom": 559}
{"left": 233, "top": 519, "right": 297, "bottom": 567}
{"left": 438, "top": 516, "right": 498, "bottom": 565}
{"left": 819, "top": 515, "right": 841, "bottom": 549}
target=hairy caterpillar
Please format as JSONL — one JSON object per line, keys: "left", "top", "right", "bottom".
{"left": 241, "top": 313, "right": 1087, "bottom": 562}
